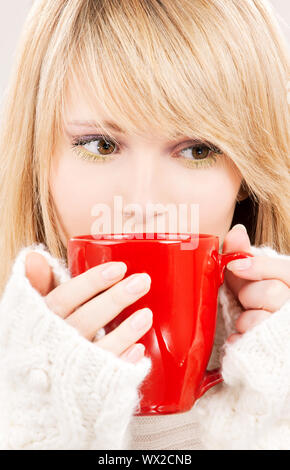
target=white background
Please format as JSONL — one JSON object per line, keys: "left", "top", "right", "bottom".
{"left": 0, "top": 0, "right": 289, "bottom": 106}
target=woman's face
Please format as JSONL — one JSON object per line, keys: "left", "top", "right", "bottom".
{"left": 49, "top": 90, "right": 243, "bottom": 250}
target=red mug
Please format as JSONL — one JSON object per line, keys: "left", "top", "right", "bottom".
{"left": 67, "top": 232, "right": 253, "bottom": 415}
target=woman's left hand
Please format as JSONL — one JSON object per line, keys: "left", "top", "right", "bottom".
{"left": 222, "top": 224, "right": 290, "bottom": 344}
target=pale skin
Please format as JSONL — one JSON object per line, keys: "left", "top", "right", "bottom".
{"left": 25, "top": 94, "right": 290, "bottom": 363}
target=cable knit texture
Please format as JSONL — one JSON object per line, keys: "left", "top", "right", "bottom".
{"left": 193, "top": 245, "right": 290, "bottom": 450}
{"left": 0, "top": 243, "right": 289, "bottom": 449}
{"left": 0, "top": 243, "right": 152, "bottom": 450}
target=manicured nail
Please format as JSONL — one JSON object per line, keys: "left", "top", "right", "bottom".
{"left": 122, "top": 344, "right": 145, "bottom": 363}
{"left": 101, "top": 262, "right": 127, "bottom": 280}
{"left": 130, "top": 308, "right": 153, "bottom": 330}
{"left": 125, "top": 273, "right": 151, "bottom": 294}
{"left": 231, "top": 224, "right": 247, "bottom": 233}
{"left": 227, "top": 258, "right": 252, "bottom": 271}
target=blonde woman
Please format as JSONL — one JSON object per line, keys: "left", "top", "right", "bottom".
{"left": 0, "top": 0, "right": 289, "bottom": 450}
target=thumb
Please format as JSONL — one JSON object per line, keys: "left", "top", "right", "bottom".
{"left": 222, "top": 224, "right": 252, "bottom": 298}
{"left": 25, "top": 252, "right": 55, "bottom": 296}
{"left": 222, "top": 223, "right": 252, "bottom": 255}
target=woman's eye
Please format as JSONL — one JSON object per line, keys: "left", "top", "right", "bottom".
{"left": 71, "top": 135, "right": 120, "bottom": 162}
{"left": 180, "top": 145, "right": 210, "bottom": 160}
{"left": 173, "top": 143, "right": 220, "bottom": 169}
{"left": 71, "top": 135, "right": 221, "bottom": 169}
{"left": 82, "top": 137, "right": 117, "bottom": 155}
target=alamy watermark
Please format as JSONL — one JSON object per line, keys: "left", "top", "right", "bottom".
{"left": 89, "top": 196, "right": 200, "bottom": 250}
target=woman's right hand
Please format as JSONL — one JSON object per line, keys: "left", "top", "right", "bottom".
{"left": 25, "top": 252, "right": 153, "bottom": 365}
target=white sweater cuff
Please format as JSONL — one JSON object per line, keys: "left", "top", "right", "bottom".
{"left": 220, "top": 245, "right": 290, "bottom": 409}
{"left": 0, "top": 244, "right": 151, "bottom": 449}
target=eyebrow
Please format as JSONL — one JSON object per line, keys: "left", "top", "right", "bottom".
{"left": 66, "top": 120, "right": 125, "bottom": 133}
{"left": 65, "top": 121, "right": 222, "bottom": 153}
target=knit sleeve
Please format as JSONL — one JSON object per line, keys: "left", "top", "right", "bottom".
{"left": 0, "top": 244, "right": 152, "bottom": 450}
{"left": 195, "top": 245, "right": 290, "bottom": 450}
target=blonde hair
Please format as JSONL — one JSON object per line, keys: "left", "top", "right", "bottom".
{"left": 0, "top": 0, "right": 289, "bottom": 295}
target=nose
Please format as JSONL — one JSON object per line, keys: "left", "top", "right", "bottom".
{"left": 121, "top": 152, "right": 168, "bottom": 224}
{"left": 122, "top": 202, "right": 169, "bottom": 219}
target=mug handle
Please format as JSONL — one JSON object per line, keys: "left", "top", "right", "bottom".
{"left": 196, "top": 250, "right": 255, "bottom": 400}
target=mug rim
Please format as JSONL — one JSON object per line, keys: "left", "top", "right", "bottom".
{"left": 68, "top": 232, "right": 219, "bottom": 243}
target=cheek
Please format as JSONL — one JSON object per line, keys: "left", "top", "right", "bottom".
{"left": 168, "top": 162, "right": 241, "bottom": 236}
{"left": 198, "top": 179, "right": 236, "bottom": 225}
{"left": 199, "top": 173, "right": 241, "bottom": 236}
{"left": 49, "top": 154, "right": 112, "bottom": 237}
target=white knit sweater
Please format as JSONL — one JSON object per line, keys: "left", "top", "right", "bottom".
{"left": 0, "top": 242, "right": 289, "bottom": 450}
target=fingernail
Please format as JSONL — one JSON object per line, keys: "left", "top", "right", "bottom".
{"left": 130, "top": 308, "right": 153, "bottom": 330}
{"left": 101, "top": 262, "right": 127, "bottom": 280}
{"left": 227, "top": 258, "right": 252, "bottom": 271}
{"left": 122, "top": 344, "right": 145, "bottom": 363}
{"left": 231, "top": 224, "right": 247, "bottom": 233}
{"left": 125, "top": 273, "right": 151, "bottom": 294}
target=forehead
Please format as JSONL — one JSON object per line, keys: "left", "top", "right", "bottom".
{"left": 64, "top": 81, "right": 108, "bottom": 125}
{"left": 63, "top": 77, "right": 182, "bottom": 141}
